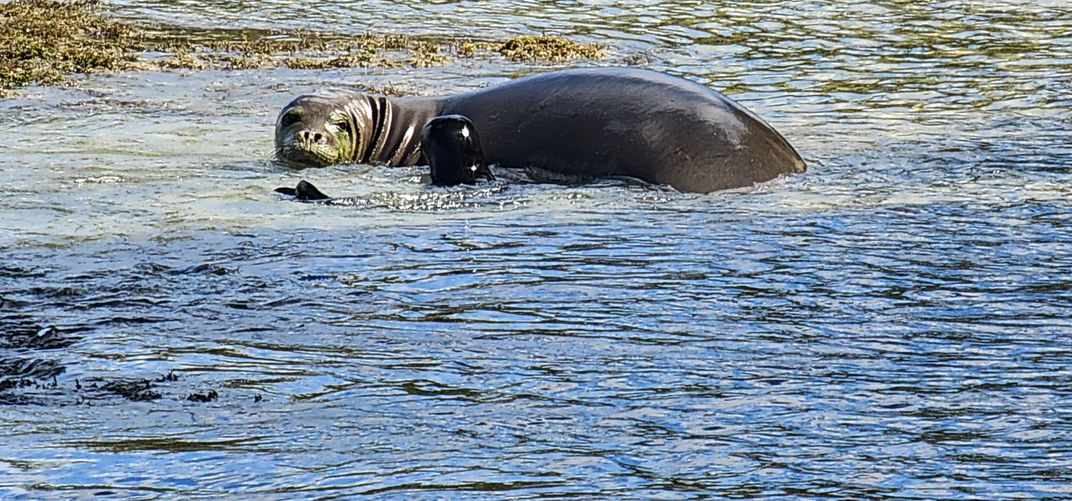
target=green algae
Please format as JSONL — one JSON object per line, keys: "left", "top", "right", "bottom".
{"left": 0, "top": 0, "right": 141, "bottom": 93}
{"left": 0, "top": 0, "right": 605, "bottom": 95}
{"left": 498, "top": 35, "right": 604, "bottom": 62}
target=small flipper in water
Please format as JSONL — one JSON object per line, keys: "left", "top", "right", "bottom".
{"left": 275, "top": 180, "right": 331, "bottom": 201}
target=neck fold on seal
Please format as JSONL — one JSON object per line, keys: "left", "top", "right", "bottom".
{"left": 349, "top": 94, "right": 444, "bottom": 167}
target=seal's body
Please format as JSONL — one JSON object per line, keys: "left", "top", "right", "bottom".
{"left": 275, "top": 68, "right": 805, "bottom": 193}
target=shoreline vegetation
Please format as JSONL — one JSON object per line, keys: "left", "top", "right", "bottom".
{"left": 0, "top": 0, "right": 604, "bottom": 96}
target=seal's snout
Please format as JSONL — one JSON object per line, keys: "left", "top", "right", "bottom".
{"left": 293, "top": 128, "right": 330, "bottom": 150}
{"left": 297, "top": 130, "right": 327, "bottom": 145}
{"left": 276, "top": 125, "right": 336, "bottom": 167}
{"left": 274, "top": 95, "right": 353, "bottom": 167}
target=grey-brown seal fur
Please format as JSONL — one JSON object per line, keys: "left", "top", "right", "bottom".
{"left": 275, "top": 67, "right": 805, "bottom": 193}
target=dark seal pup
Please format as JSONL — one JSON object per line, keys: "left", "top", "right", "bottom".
{"left": 420, "top": 115, "right": 496, "bottom": 186}
{"left": 274, "top": 67, "right": 805, "bottom": 193}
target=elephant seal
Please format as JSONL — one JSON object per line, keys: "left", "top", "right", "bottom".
{"left": 274, "top": 67, "right": 805, "bottom": 193}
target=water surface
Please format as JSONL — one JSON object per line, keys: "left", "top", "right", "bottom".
{"left": 2, "top": 1, "right": 1071, "bottom": 498}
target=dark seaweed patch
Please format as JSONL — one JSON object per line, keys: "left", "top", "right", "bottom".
{"left": 0, "top": 316, "right": 78, "bottom": 350}
{"left": 0, "top": 310, "right": 76, "bottom": 404}
{"left": 169, "top": 263, "right": 236, "bottom": 276}
{"left": 80, "top": 372, "right": 179, "bottom": 402}
{"left": 186, "top": 389, "right": 219, "bottom": 403}
{"left": 73, "top": 371, "right": 204, "bottom": 403}
{"left": 0, "top": 356, "right": 62, "bottom": 404}
{"left": 0, "top": 309, "right": 183, "bottom": 405}
{"left": 95, "top": 378, "right": 162, "bottom": 402}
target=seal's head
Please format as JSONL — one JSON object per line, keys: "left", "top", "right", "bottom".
{"left": 274, "top": 92, "right": 358, "bottom": 167}
{"left": 420, "top": 114, "right": 495, "bottom": 186}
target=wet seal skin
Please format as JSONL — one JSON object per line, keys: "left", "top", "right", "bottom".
{"left": 420, "top": 115, "right": 495, "bottom": 186}
{"left": 274, "top": 180, "right": 332, "bottom": 201}
{"left": 274, "top": 67, "right": 805, "bottom": 194}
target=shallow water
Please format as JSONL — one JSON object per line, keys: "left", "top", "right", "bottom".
{"left": 2, "top": 1, "right": 1071, "bottom": 498}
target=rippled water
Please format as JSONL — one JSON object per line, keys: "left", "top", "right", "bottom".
{"left": 2, "top": 1, "right": 1071, "bottom": 498}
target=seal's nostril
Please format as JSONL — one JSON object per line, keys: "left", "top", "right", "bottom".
{"left": 313, "top": 133, "right": 323, "bottom": 143}
{"left": 298, "top": 130, "right": 309, "bottom": 141}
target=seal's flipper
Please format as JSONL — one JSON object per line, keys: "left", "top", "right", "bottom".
{"left": 295, "top": 180, "right": 330, "bottom": 200}
{"left": 420, "top": 115, "right": 495, "bottom": 186}
{"left": 275, "top": 180, "right": 331, "bottom": 201}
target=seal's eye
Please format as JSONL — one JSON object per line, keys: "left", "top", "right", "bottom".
{"left": 280, "top": 111, "right": 301, "bottom": 128}
{"left": 335, "top": 120, "right": 353, "bottom": 137}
